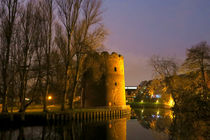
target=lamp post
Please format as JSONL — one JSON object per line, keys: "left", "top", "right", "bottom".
{"left": 48, "top": 96, "right": 52, "bottom": 100}
{"left": 47, "top": 95, "right": 53, "bottom": 107}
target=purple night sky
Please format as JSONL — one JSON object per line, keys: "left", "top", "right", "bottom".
{"left": 103, "top": 0, "right": 210, "bottom": 86}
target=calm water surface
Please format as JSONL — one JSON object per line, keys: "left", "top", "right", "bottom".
{"left": 0, "top": 108, "right": 209, "bottom": 140}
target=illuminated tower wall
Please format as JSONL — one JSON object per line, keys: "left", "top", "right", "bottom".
{"left": 103, "top": 52, "right": 126, "bottom": 107}
{"left": 83, "top": 52, "right": 126, "bottom": 108}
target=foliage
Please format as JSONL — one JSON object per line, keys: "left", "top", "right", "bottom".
{"left": 134, "top": 81, "right": 152, "bottom": 102}
{"left": 182, "top": 41, "right": 210, "bottom": 99}
{"left": 182, "top": 41, "right": 210, "bottom": 72}
{"left": 149, "top": 43, "right": 210, "bottom": 113}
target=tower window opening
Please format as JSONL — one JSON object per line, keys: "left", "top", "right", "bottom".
{"left": 114, "top": 67, "right": 117, "bottom": 72}
{"left": 115, "top": 82, "right": 117, "bottom": 86}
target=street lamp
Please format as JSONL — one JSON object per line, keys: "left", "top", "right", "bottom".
{"left": 48, "top": 96, "right": 52, "bottom": 100}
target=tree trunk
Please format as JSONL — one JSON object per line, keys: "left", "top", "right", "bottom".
{"left": 200, "top": 54, "right": 208, "bottom": 100}
{"left": 71, "top": 55, "right": 80, "bottom": 109}
{"left": 2, "top": 92, "right": 8, "bottom": 113}
{"left": 1, "top": 45, "right": 10, "bottom": 113}
{"left": 19, "top": 81, "right": 25, "bottom": 112}
{"left": 61, "top": 66, "right": 70, "bottom": 111}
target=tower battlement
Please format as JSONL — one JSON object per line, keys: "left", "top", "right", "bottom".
{"left": 101, "top": 51, "right": 124, "bottom": 59}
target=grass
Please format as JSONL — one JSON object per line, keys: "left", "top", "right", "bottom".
{"left": 0, "top": 105, "right": 61, "bottom": 113}
{"left": 0, "top": 104, "right": 131, "bottom": 113}
{"left": 127, "top": 102, "right": 171, "bottom": 109}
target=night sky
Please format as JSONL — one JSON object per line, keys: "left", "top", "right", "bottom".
{"left": 103, "top": 0, "right": 210, "bottom": 86}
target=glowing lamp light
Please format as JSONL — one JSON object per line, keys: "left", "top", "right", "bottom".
{"left": 169, "top": 112, "right": 174, "bottom": 119}
{"left": 156, "top": 100, "right": 159, "bottom": 103}
{"left": 141, "top": 100, "right": 144, "bottom": 103}
{"left": 48, "top": 96, "right": 52, "bottom": 100}
{"left": 108, "top": 102, "right": 112, "bottom": 107}
{"left": 168, "top": 96, "right": 175, "bottom": 107}
{"left": 156, "top": 95, "right": 161, "bottom": 98}
{"left": 109, "top": 123, "right": 112, "bottom": 128}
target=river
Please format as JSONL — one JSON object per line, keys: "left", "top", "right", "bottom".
{"left": 0, "top": 108, "right": 209, "bottom": 140}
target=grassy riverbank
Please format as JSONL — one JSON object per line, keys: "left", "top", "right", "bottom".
{"left": 0, "top": 105, "right": 131, "bottom": 113}
{"left": 0, "top": 105, "right": 131, "bottom": 125}
{"left": 127, "top": 102, "right": 171, "bottom": 109}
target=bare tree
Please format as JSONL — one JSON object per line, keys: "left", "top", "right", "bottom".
{"left": 28, "top": 2, "right": 48, "bottom": 110}
{"left": 55, "top": 0, "right": 106, "bottom": 109}
{"left": 17, "top": 1, "right": 42, "bottom": 112}
{"left": 0, "top": 0, "right": 19, "bottom": 112}
{"left": 71, "top": 0, "right": 107, "bottom": 108}
{"left": 150, "top": 56, "right": 177, "bottom": 78}
{"left": 7, "top": 28, "right": 19, "bottom": 112}
{"left": 150, "top": 55, "right": 178, "bottom": 106}
{"left": 0, "top": 0, "right": 107, "bottom": 112}
{"left": 32, "top": 9, "right": 45, "bottom": 108}
{"left": 56, "top": 0, "right": 83, "bottom": 110}
{"left": 39, "top": 0, "right": 55, "bottom": 112}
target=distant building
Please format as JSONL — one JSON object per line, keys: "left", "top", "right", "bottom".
{"left": 125, "top": 86, "right": 137, "bottom": 102}
{"left": 125, "top": 86, "right": 137, "bottom": 94}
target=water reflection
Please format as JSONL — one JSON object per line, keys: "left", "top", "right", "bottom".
{"left": 134, "top": 108, "right": 172, "bottom": 134}
{"left": 0, "top": 118, "right": 127, "bottom": 140}
{"left": 0, "top": 109, "right": 209, "bottom": 140}
{"left": 133, "top": 108, "right": 209, "bottom": 140}
{"left": 169, "top": 112, "right": 209, "bottom": 140}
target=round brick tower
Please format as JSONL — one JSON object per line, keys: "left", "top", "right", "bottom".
{"left": 83, "top": 52, "right": 126, "bottom": 108}
{"left": 103, "top": 52, "right": 126, "bottom": 107}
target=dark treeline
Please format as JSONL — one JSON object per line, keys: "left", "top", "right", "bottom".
{"left": 0, "top": 0, "right": 107, "bottom": 113}
{"left": 149, "top": 41, "right": 210, "bottom": 117}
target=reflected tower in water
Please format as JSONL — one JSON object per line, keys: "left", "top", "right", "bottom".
{"left": 0, "top": 118, "right": 127, "bottom": 140}
{"left": 107, "top": 118, "right": 127, "bottom": 140}
{"left": 81, "top": 118, "right": 127, "bottom": 140}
